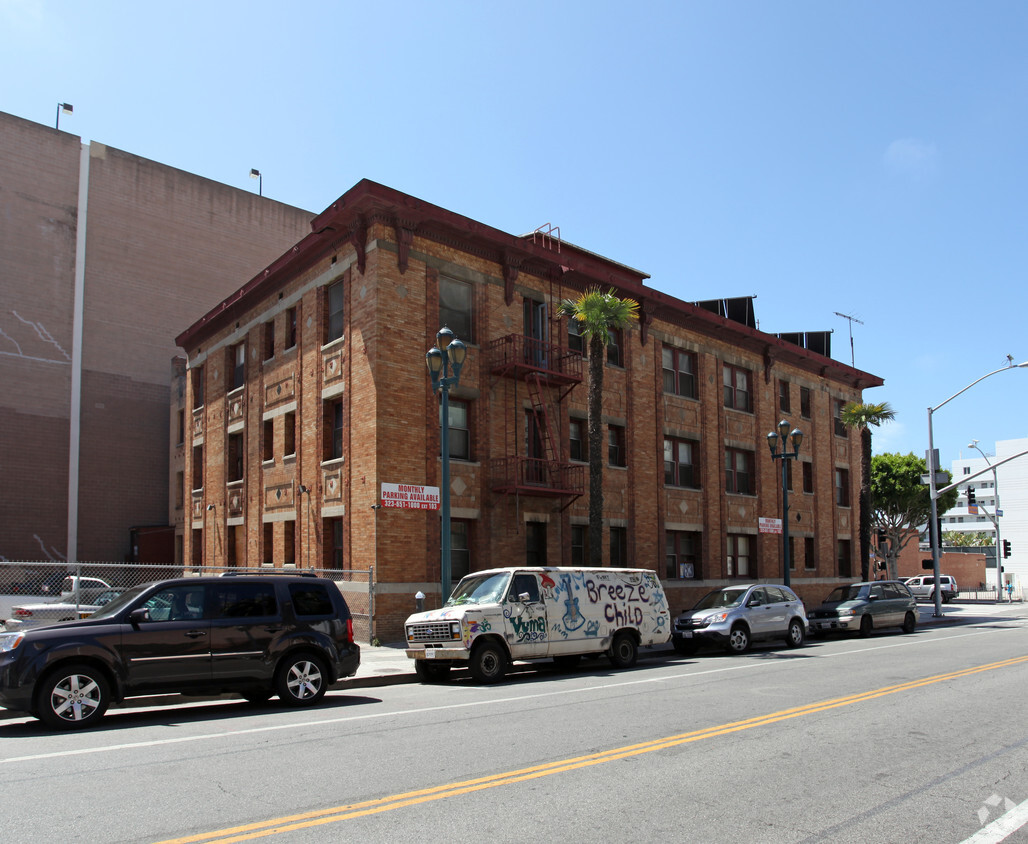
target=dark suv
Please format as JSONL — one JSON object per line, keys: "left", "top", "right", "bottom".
{"left": 0, "top": 574, "right": 360, "bottom": 729}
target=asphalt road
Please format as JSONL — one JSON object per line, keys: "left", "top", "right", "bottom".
{"left": 3, "top": 616, "right": 1028, "bottom": 844}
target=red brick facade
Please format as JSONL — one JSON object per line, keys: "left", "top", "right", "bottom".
{"left": 177, "top": 180, "right": 883, "bottom": 640}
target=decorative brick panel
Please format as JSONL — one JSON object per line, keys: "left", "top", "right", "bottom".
{"left": 265, "top": 482, "right": 295, "bottom": 511}
{"left": 323, "top": 349, "right": 344, "bottom": 384}
{"left": 227, "top": 390, "right": 245, "bottom": 425}
{"left": 265, "top": 375, "right": 295, "bottom": 408}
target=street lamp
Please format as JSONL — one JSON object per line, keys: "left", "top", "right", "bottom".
{"left": 968, "top": 440, "right": 1005, "bottom": 600}
{"left": 927, "top": 360, "right": 1028, "bottom": 617}
{"left": 249, "top": 168, "right": 262, "bottom": 196}
{"left": 56, "top": 102, "right": 73, "bottom": 130}
{"left": 426, "top": 326, "right": 467, "bottom": 604}
{"left": 766, "top": 419, "right": 803, "bottom": 587}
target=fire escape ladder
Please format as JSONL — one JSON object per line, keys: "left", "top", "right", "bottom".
{"left": 525, "top": 372, "right": 560, "bottom": 465}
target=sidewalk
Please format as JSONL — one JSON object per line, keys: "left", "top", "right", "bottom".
{"left": 339, "top": 599, "right": 1026, "bottom": 691}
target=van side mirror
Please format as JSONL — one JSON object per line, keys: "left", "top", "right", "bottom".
{"left": 518, "top": 592, "right": 532, "bottom": 603}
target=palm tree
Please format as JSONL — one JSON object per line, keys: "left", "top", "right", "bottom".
{"left": 841, "top": 401, "right": 896, "bottom": 580}
{"left": 557, "top": 289, "right": 639, "bottom": 565}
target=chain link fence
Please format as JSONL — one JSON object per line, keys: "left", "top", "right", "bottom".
{"left": 0, "top": 561, "right": 374, "bottom": 642}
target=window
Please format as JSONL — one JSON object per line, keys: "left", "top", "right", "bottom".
{"left": 263, "top": 522, "right": 273, "bottom": 566}
{"left": 804, "top": 536, "right": 816, "bottom": 570}
{"left": 526, "top": 522, "right": 546, "bottom": 566}
{"left": 663, "top": 347, "right": 697, "bottom": 398}
{"left": 608, "top": 425, "right": 626, "bottom": 467}
{"left": 834, "top": 399, "right": 847, "bottom": 437}
{"left": 439, "top": 277, "right": 473, "bottom": 343}
{"left": 176, "top": 409, "right": 185, "bottom": 446}
{"left": 175, "top": 471, "right": 184, "bottom": 509}
{"left": 444, "top": 399, "right": 470, "bottom": 460}
{"left": 324, "top": 399, "right": 343, "bottom": 461}
{"left": 666, "top": 531, "right": 701, "bottom": 579}
{"left": 289, "top": 583, "right": 334, "bottom": 616}
{"left": 788, "top": 536, "right": 796, "bottom": 571}
{"left": 191, "top": 365, "right": 204, "bottom": 409}
{"left": 610, "top": 526, "right": 628, "bottom": 567}
{"left": 213, "top": 583, "right": 277, "bottom": 618}
{"left": 569, "top": 419, "right": 585, "bottom": 462}
{"left": 191, "top": 444, "right": 203, "bottom": 490}
{"left": 231, "top": 342, "right": 245, "bottom": 391}
{"left": 191, "top": 528, "right": 203, "bottom": 567}
{"left": 286, "top": 306, "right": 297, "bottom": 349}
{"left": 451, "top": 520, "right": 470, "bottom": 581}
{"left": 725, "top": 448, "right": 754, "bottom": 495}
{"left": 284, "top": 411, "right": 296, "bottom": 457}
{"left": 727, "top": 534, "right": 753, "bottom": 578}
{"left": 606, "top": 328, "right": 624, "bottom": 367}
{"left": 779, "top": 380, "right": 791, "bottom": 414}
{"left": 802, "top": 461, "right": 813, "bottom": 494}
{"left": 723, "top": 364, "right": 752, "bottom": 412}
{"left": 800, "top": 386, "right": 811, "bottom": 419}
{"left": 837, "top": 539, "right": 852, "bottom": 578}
{"left": 571, "top": 526, "right": 587, "bottom": 566}
{"left": 785, "top": 459, "right": 794, "bottom": 492}
{"left": 510, "top": 573, "right": 540, "bottom": 603}
{"left": 327, "top": 517, "right": 343, "bottom": 568}
{"left": 664, "top": 437, "right": 700, "bottom": 488}
{"left": 228, "top": 432, "right": 244, "bottom": 482}
{"left": 264, "top": 319, "right": 275, "bottom": 360}
{"left": 284, "top": 519, "right": 296, "bottom": 566}
{"left": 568, "top": 318, "right": 585, "bottom": 354}
{"left": 263, "top": 418, "right": 274, "bottom": 462}
{"left": 835, "top": 468, "right": 850, "bottom": 507}
{"left": 226, "top": 524, "right": 239, "bottom": 568}
{"left": 326, "top": 280, "right": 345, "bottom": 343}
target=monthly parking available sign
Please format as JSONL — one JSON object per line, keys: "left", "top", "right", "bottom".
{"left": 381, "top": 483, "right": 440, "bottom": 510}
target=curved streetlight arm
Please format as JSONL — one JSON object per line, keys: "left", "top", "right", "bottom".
{"left": 931, "top": 361, "right": 1028, "bottom": 414}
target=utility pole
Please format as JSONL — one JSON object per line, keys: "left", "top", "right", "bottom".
{"left": 835, "top": 311, "right": 864, "bottom": 368}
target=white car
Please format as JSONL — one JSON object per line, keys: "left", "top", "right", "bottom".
{"left": 3, "top": 588, "right": 120, "bottom": 632}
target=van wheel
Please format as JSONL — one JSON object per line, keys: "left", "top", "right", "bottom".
{"left": 858, "top": 615, "right": 873, "bottom": 638}
{"left": 415, "top": 660, "right": 452, "bottom": 683}
{"left": 36, "top": 664, "right": 110, "bottom": 729}
{"left": 902, "top": 611, "right": 917, "bottom": 634}
{"left": 608, "top": 631, "right": 638, "bottom": 668}
{"left": 469, "top": 642, "right": 507, "bottom": 683}
{"left": 726, "top": 624, "right": 751, "bottom": 654}
{"left": 276, "top": 653, "right": 327, "bottom": 706}
{"left": 785, "top": 619, "right": 805, "bottom": 648}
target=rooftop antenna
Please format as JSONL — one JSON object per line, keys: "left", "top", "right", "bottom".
{"left": 834, "top": 311, "right": 863, "bottom": 368}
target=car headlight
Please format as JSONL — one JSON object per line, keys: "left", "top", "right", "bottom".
{"left": 450, "top": 622, "right": 461, "bottom": 639}
{"left": 0, "top": 632, "right": 25, "bottom": 653}
{"left": 706, "top": 612, "right": 729, "bottom": 625}
{"left": 838, "top": 608, "right": 856, "bottom": 616}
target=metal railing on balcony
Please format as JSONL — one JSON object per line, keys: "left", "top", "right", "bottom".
{"left": 490, "top": 456, "right": 585, "bottom": 498}
{"left": 488, "top": 334, "right": 583, "bottom": 385}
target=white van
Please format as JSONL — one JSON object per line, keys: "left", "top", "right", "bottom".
{"left": 404, "top": 566, "right": 670, "bottom": 683}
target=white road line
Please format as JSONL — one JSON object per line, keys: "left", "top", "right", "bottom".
{"left": 0, "top": 625, "right": 1019, "bottom": 765}
{"left": 961, "top": 798, "right": 1028, "bottom": 843}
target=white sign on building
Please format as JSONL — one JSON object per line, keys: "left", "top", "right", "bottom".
{"left": 380, "top": 483, "right": 440, "bottom": 510}
{"left": 759, "top": 517, "right": 782, "bottom": 535}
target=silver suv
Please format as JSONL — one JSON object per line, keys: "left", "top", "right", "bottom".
{"left": 671, "top": 584, "right": 807, "bottom": 655}
{"left": 904, "top": 574, "right": 959, "bottom": 603}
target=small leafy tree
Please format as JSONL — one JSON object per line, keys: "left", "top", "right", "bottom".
{"left": 841, "top": 401, "right": 896, "bottom": 580}
{"left": 871, "top": 452, "right": 959, "bottom": 580}
{"left": 557, "top": 289, "right": 639, "bottom": 565}
{"left": 942, "top": 531, "right": 994, "bottom": 547}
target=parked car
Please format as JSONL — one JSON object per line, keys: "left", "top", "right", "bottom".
{"left": 671, "top": 584, "right": 807, "bottom": 655}
{"left": 807, "top": 581, "right": 917, "bottom": 637}
{"left": 903, "top": 574, "right": 959, "bottom": 603}
{"left": 2, "top": 588, "right": 122, "bottom": 632}
{"left": 0, "top": 574, "right": 360, "bottom": 729}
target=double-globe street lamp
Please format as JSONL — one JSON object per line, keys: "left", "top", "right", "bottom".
{"left": 927, "top": 360, "right": 1028, "bottom": 617}
{"left": 426, "top": 326, "right": 467, "bottom": 604}
{"left": 767, "top": 420, "right": 803, "bottom": 588}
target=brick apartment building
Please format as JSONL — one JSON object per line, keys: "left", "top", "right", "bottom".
{"left": 176, "top": 179, "right": 883, "bottom": 640}
{"left": 0, "top": 110, "right": 313, "bottom": 564}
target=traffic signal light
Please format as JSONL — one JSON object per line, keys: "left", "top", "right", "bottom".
{"left": 967, "top": 486, "right": 976, "bottom": 506}
{"left": 1003, "top": 539, "right": 1012, "bottom": 559}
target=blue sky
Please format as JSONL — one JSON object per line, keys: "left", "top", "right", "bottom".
{"left": 4, "top": 0, "right": 1027, "bottom": 468}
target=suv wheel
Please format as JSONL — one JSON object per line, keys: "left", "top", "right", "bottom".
{"left": 276, "top": 653, "right": 328, "bottom": 706}
{"left": 784, "top": 619, "right": 805, "bottom": 648}
{"left": 726, "top": 624, "right": 751, "bottom": 654}
{"left": 36, "top": 664, "right": 109, "bottom": 729}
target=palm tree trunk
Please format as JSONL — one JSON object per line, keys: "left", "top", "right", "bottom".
{"left": 587, "top": 334, "right": 605, "bottom": 565}
{"left": 859, "top": 427, "right": 872, "bottom": 580}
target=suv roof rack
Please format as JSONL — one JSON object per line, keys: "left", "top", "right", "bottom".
{"left": 218, "top": 570, "right": 320, "bottom": 578}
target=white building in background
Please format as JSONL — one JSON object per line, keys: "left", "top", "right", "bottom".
{"left": 947, "top": 436, "right": 1028, "bottom": 592}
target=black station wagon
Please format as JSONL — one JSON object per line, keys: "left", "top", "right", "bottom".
{"left": 0, "top": 574, "right": 360, "bottom": 729}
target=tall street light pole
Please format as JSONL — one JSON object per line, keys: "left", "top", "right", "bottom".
{"left": 767, "top": 419, "right": 803, "bottom": 588}
{"left": 927, "top": 360, "right": 1028, "bottom": 617}
{"left": 426, "top": 326, "right": 467, "bottom": 604}
{"left": 968, "top": 440, "right": 1005, "bottom": 600}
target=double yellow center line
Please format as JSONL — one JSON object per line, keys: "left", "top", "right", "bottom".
{"left": 158, "top": 654, "right": 1028, "bottom": 844}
